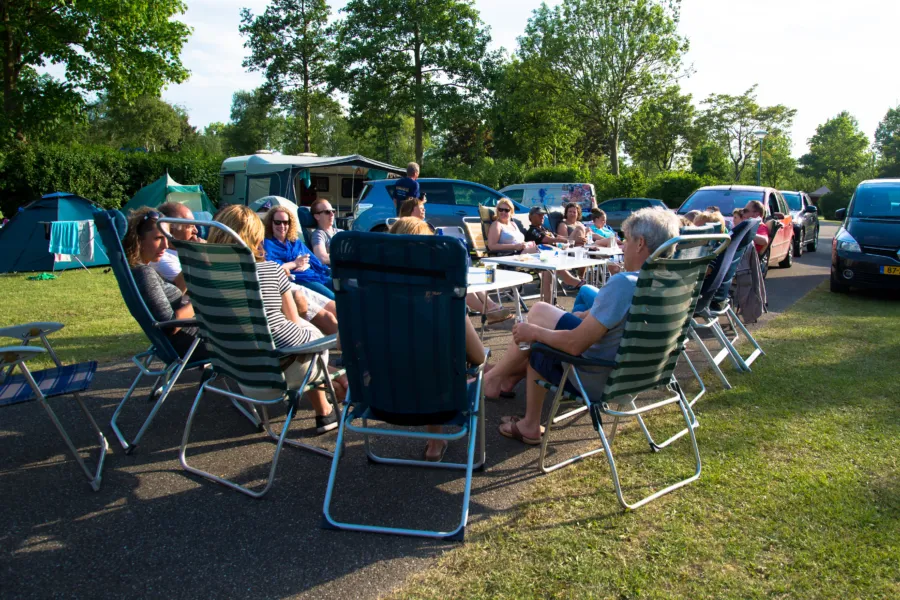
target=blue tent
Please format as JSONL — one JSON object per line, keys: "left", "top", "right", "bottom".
{"left": 0, "top": 192, "right": 109, "bottom": 273}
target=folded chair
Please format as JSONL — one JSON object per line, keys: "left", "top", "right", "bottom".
{"left": 322, "top": 231, "right": 488, "bottom": 539}
{"left": 687, "top": 218, "right": 763, "bottom": 390}
{"left": 0, "top": 326, "right": 108, "bottom": 491}
{"left": 161, "top": 216, "right": 341, "bottom": 498}
{"left": 94, "top": 209, "right": 215, "bottom": 454}
{"left": 533, "top": 231, "right": 728, "bottom": 510}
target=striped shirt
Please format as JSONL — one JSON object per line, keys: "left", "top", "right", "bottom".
{"left": 256, "top": 260, "right": 321, "bottom": 349}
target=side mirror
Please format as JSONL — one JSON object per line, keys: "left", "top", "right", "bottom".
{"left": 834, "top": 208, "right": 846, "bottom": 220}
{"left": 805, "top": 205, "right": 818, "bottom": 214}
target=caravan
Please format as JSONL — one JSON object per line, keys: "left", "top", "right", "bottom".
{"left": 219, "top": 152, "right": 404, "bottom": 215}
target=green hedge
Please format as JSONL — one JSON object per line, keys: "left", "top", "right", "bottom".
{"left": 0, "top": 143, "right": 224, "bottom": 215}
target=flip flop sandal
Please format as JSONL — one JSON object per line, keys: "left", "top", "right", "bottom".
{"left": 498, "top": 419, "right": 541, "bottom": 446}
{"left": 500, "top": 415, "right": 545, "bottom": 435}
{"left": 423, "top": 441, "right": 448, "bottom": 462}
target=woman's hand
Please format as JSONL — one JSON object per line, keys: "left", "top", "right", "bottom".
{"left": 513, "top": 322, "right": 539, "bottom": 345}
{"left": 296, "top": 255, "right": 311, "bottom": 271}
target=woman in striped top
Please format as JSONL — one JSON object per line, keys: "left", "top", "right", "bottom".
{"left": 210, "top": 205, "right": 344, "bottom": 434}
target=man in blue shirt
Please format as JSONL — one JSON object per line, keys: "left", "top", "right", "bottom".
{"left": 392, "top": 162, "right": 420, "bottom": 213}
{"left": 483, "top": 207, "right": 681, "bottom": 445}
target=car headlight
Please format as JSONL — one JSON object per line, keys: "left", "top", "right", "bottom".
{"left": 834, "top": 228, "right": 861, "bottom": 253}
{"left": 354, "top": 203, "right": 373, "bottom": 218}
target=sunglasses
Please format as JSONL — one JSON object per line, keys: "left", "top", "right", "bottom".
{"left": 315, "top": 209, "right": 335, "bottom": 215}
{"left": 137, "top": 210, "right": 162, "bottom": 233}
{"left": 273, "top": 220, "right": 290, "bottom": 226}
{"left": 497, "top": 207, "right": 511, "bottom": 213}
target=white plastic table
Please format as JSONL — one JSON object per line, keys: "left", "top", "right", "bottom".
{"left": 467, "top": 268, "right": 534, "bottom": 342}
{"left": 482, "top": 254, "right": 606, "bottom": 305}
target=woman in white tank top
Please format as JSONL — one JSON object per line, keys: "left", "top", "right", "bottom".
{"left": 487, "top": 199, "right": 537, "bottom": 254}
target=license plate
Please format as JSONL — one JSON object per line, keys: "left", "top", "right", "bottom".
{"left": 881, "top": 266, "right": 900, "bottom": 275}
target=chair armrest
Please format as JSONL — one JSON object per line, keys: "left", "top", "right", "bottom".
{"left": 279, "top": 334, "right": 338, "bottom": 356}
{"left": 154, "top": 319, "right": 199, "bottom": 329}
{"left": 531, "top": 342, "right": 616, "bottom": 368}
{"left": 0, "top": 346, "right": 47, "bottom": 367}
{"left": 0, "top": 322, "right": 64, "bottom": 341}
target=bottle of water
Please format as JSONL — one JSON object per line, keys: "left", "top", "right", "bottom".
{"left": 515, "top": 299, "right": 530, "bottom": 351}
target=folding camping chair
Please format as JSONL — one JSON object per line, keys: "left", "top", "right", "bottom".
{"left": 0, "top": 326, "right": 108, "bottom": 491}
{"left": 533, "top": 231, "right": 729, "bottom": 510}
{"left": 161, "top": 217, "right": 342, "bottom": 498}
{"left": 94, "top": 209, "right": 218, "bottom": 454}
{"left": 322, "top": 231, "right": 488, "bottom": 539}
{"left": 686, "top": 218, "right": 764, "bottom": 391}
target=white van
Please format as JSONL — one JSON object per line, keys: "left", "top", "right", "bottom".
{"left": 219, "top": 152, "right": 403, "bottom": 215}
{"left": 499, "top": 183, "right": 597, "bottom": 215}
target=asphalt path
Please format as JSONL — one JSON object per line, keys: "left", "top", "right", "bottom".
{"left": 0, "top": 222, "right": 837, "bottom": 599}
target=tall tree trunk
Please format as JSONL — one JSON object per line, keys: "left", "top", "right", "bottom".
{"left": 609, "top": 126, "right": 620, "bottom": 176}
{"left": 413, "top": 24, "right": 423, "bottom": 165}
{"left": 303, "top": 57, "right": 311, "bottom": 153}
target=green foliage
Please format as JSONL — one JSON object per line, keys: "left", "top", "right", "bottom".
{"left": 645, "top": 170, "right": 711, "bottom": 207}
{"left": 225, "top": 89, "right": 287, "bottom": 155}
{"left": 520, "top": 0, "right": 688, "bottom": 175}
{"left": 761, "top": 132, "right": 797, "bottom": 189}
{"left": 0, "top": 144, "right": 223, "bottom": 217}
{"left": 690, "top": 142, "right": 731, "bottom": 180}
{"left": 818, "top": 189, "right": 852, "bottom": 220}
{"left": 85, "top": 95, "right": 197, "bottom": 152}
{"left": 594, "top": 169, "right": 648, "bottom": 200}
{"left": 523, "top": 165, "right": 592, "bottom": 185}
{"left": 240, "top": 0, "right": 332, "bottom": 153}
{"left": 0, "top": 0, "right": 190, "bottom": 144}
{"left": 799, "top": 111, "right": 870, "bottom": 190}
{"left": 624, "top": 85, "right": 695, "bottom": 171}
{"left": 696, "top": 85, "right": 796, "bottom": 182}
{"left": 425, "top": 157, "right": 527, "bottom": 191}
{"left": 874, "top": 105, "right": 900, "bottom": 177}
{"left": 331, "top": 0, "right": 497, "bottom": 164}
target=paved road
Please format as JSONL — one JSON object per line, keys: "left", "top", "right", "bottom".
{"left": 0, "top": 223, "right": 837, "bottom": 599}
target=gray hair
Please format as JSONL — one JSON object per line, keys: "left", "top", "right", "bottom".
{"left": 621, "top": 206, "right": 680, "bottom": 255}
{"left": 406, "top": 162, "right": 420, "bottom": 176}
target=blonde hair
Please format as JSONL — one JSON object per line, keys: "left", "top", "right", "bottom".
{"left": 693, "top": 210, "right": 727, "bottom": 231}
{"left": 496, "top": 198, "right": 515, "bottom": 215}
{"left": 123, "top": 206, "right": 161, "bottom": 266}
{"left": 209, "top": 204, "right": 267, "bottom": 262}
{"left": 398, "top": 197, "right": 426, "bottom": 218}
{"left": 262, "top": 207, "right": 300, "bottom": 242}
{"left": 389, "top": 216, "right": 433, "bottom": 236}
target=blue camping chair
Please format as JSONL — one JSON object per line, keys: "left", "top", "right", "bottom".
{"left": 0, "top": 323, "right": 108, "bottom": 491}
{"left": 93, "top": 210, "right": 226, "bottom": 454}
{"left": 322, "top": 231, "right": 488, "bottom": 540}
{"left": 297, "top": 206, "right": 316, "bottom": 247}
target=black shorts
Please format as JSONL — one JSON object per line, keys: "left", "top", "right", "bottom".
{"left": 529, "top": 312, "right": 583, "bottom": 395}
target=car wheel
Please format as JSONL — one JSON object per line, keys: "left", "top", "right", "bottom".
{"left": 760, "top": 248, "right": 770, "bottom": 278}
{"left": 807, "top": 225, "right": 818, "bottom": 252}
{"left": 830, "top": 274, "right": 850, "bottom": 293}
{"left": 778, "top": 240, "right": 793, "bottom": 268}
{"left": 794, "top": 229, "right": 804, "bottom": 257}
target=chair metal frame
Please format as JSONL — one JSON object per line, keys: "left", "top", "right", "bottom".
{"left": 160, "top": 216, "right": 342, "bottom": 498}
{"left": 533, "top": 232, "right": 728, "bottom": 509}
{"left": 0, "top": 345, "right": 108, "bottom": 491}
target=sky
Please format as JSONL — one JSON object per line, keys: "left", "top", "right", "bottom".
{"left": 149, "top": 0, "right": 900, "bottom": 157}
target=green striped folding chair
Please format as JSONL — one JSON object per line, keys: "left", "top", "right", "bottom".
{"left": 532, "top": 232, "right": 729, "bottom": 510}
{"left": 160, "top": 217, "right": 342, "bottom": 498}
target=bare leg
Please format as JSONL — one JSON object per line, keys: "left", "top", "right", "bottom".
{"left": 305, "top": 389, "right": 331, "bottom": 416}
{"left": 498, "top": 364, "right": 546, "bottom": 440}
{"left": 541, "top": 272, "right": 582, "bottom": 303}
{"left": 424, "top": 425, "right": 446, "bottom": 460}
{"left": 467, "top": 292, "right": 500, "bottom": 313}
{"left": 292, "top": 290, "right": 309, "bottom": 318}
{"left": 311, "top": 309, "right": 338, "bottom": 335}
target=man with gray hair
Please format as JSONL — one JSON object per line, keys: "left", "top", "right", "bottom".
{"left": 483, "top": 207, "right": 681, "bottom": 445}
{"left": 152, "top": 202, "right": 205, "bottom": 292}
{"left": 392, "top": 162, "right": 421, "bottom": 212}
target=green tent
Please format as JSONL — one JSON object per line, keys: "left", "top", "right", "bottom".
{"left": 121, "top": 173, "right": 215, "bottom": 215}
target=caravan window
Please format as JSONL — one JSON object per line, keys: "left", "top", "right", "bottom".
{"left": 341, "top": 178, "right": 365, "bottom": 199}
{"left": 223, "top": 174, "right": 235, "bottom": 196}
{"left": 314, "top": 176, "right": 330, "bottom": 192}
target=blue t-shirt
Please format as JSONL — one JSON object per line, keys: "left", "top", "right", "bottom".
{"left": 590, "top": 224, "right": 615, "bottom": 238}
{"left": 584, "top": 271, "right": 639, "bottom": 362}
{"left": 262, "top": 237, "right": 331, "bottom": 285}
{"left": 393, "top": 177, "right": 420, "bottom": 206}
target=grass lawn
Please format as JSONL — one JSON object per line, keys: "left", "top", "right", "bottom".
{"left": 0, "top": 268, "right": 144, "bottom": 369}
{"left": 395, "top": 285, "right": 900, "bottom": 599}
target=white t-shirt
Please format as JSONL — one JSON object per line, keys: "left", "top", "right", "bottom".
{"left": 150, "top": 249, "right": 182, "bottom": 282}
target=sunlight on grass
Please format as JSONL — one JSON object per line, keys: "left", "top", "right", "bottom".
{"left": 0, "top": 268, "right": 143, "bottom": 369}
{"left": 395, "top": 285, "right": 900, "bottom": 599}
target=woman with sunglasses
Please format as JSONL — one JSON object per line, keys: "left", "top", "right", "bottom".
{"left": 262, "top": 207, "right": 335, "bottom": 300}
{"left": 123, "top": 207, "right": 207, "bottom": 360}
{"left": 486, "top": 198, "right": 536, "bottom": 255}
{"left": 309, "top": 198, "right": 343, "bottom": 266}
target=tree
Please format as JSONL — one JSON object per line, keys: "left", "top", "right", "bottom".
{"left": 240, "top": 0, "right": 331, "bottom": 153}
{"left": 799, "top": 111, "right": 869, "bottom": 190}
{"left": 760, "top": 133, "right": 796, "bottom": 189}
{"left": 519, "top": 0, "right": 689, "bottom": 175}
{"left": 282, "top": 93, "right": 355, "bottom": 156}
{"left": 624, "top": 86, "right": 694, "bottom": 172}
{"left": 225, "top": 89, "right": 287, "bottom": 156}
{"left": 86, "top": 95, "right": 195, "bottom": 152}
{"left": 874, "top": 105, "right": 900, "bottom": 177}
{"left": 331, "top": 0, "right": 495, "bottom": 165}
{"left": 696, "top": 85, "right": 796, "bottom": 182}
{"left": 0, "top": 0, "right": 190, "bottom": 143}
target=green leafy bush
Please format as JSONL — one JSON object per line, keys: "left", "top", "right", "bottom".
{"left": 818, "top": 189, "right": 852, "bottom": 220}
{"left": 645, "top": 171, "right": 710, "bottom": 208}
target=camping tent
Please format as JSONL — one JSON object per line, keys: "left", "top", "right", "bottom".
{"left": 249, "top": 195, "right": 299, "bottom": 220}
{"left": 0, "top": 192, "right": 109, "bottom": 273}
{"left": 121, "top": 173, "right": 215, "bottom": 215}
